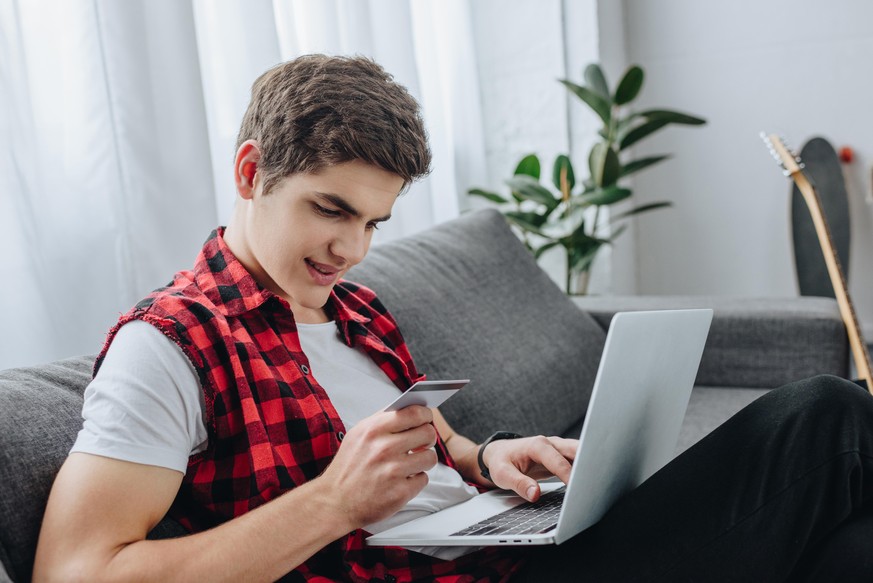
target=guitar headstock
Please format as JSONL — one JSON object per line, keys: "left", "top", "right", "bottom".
{"left": 760, "top": 132, "right": 805, "bottom": 177}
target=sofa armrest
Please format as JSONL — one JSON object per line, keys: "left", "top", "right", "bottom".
{"left": 571, "top": 295, "right": 849, "bottom": 389}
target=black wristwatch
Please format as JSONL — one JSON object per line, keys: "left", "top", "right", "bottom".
{"left": 477, "top": 431, "right": 523, "bottom": 482}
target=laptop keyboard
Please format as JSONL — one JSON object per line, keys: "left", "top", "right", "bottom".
{"left": 450, "top": 486, "right": 566, "bottom": 537}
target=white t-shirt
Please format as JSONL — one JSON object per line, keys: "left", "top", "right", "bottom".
{"left": 72, "top": 319, "right": 479, "bottom": 559}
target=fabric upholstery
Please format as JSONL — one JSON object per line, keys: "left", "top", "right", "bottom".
{"left": 0, "top": 355, "right": 188, "bottom": 583}
{"left": 349, "top": 209, "right": 607, "bottom": 443}
{"left": 676, "top": 386, "right": 770, "bottom": 454}
{"left": 0, "top": 355, "right": 93, "bottom": 583}
{"left": 573, "top": 295, "right": 849, "bottom": 388}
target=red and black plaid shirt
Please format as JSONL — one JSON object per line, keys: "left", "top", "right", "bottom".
{"left": 96, "top": 228, "right": 523, "bottom": 582}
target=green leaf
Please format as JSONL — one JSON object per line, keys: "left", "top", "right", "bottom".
{"left": 575, "top": 186, "right": 632, "bottom": 207}
{"left": 505, "top": 175, "right": 559, "bottom": 211}
{"left": 614, "top": 65, "right": 644, "bottom": 105}
{"left": 610, "top": 201, "right": 672, "bottom": 221}
{"left": 619, "top": 118, "right": 670, "bottom": 150}
{"left": 617, "top": 109, "right": 707, "bottom": 142}
{"left": 552, "top": 155, "right": 576, "bottom": 194}
{"left": 504, "top": 210, "right": 549, "bottom": 236}
{"left": 559, "top": 221, "right": 608, "bottom": 276}
{"left": 565, "top": 238, "right": 605, "bottom": 273}
{"left": 511, "top": 155, "right": 540, "bottom": 203}
{"left": 583, "top": 64, "right": 610, "bottom": 101}
{"left": 567, "top": 250, "right": 594, "bottom": 274}
{"left": 514, "top": 154, "right": 541, "bottom": 179}
{"left": 619, "top": 155, "right": 671, "bottom": 178}
{"left": 468, "top": 188, "right": 509, "bottom": 204}
{"left": 588, "top": 143, "right": 620, "bottom": 187}
{"left": 559, "top": 80, "right": 611, "bottom": 126}
{"left": 632, "top": 109, "right": 707, "bottom": 125}
{"left": 534, "top": 240, "right": 561, "bottom": 259}
{"left": 567, "top": 220, "right": 596, "bottom": 244}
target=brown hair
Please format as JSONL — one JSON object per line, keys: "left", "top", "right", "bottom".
{"left": 236, "top": 54, "right": 432, "bottom": 194}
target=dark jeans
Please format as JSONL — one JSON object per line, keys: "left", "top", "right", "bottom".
{"left": 512, "top": 375, "right": 873, "bottom": 582}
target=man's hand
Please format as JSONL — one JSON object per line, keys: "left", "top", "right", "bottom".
{"left": 480, "top": 436, "right": 578, "bottom": 502}
{"left": 318, "top": 405, "right": 438, "bottom": 527}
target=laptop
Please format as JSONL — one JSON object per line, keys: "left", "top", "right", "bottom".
{"left": 366, "top": 308, "right": 713, "bottom": 547}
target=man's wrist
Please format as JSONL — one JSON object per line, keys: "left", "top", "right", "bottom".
{"left": 477, "top": 431, "right": 523, "bottom": 482}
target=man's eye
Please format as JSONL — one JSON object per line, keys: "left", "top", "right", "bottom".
{"left": 366, "top": 222, "right": 380, "bottom": 231}
{"left": 315, "top": 205, "right": 341, "bottom": 218}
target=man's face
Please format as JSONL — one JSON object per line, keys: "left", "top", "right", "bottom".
{"left": 238, "top": 160, "right": 403, "bottom": 323}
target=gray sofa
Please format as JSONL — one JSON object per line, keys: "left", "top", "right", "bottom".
{"left": 0, "top": 209, "right": 848, "bottom": 582}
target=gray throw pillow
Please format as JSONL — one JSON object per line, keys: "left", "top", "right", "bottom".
{"left": 348, "top": 209, "right": 606, "bottom": 442}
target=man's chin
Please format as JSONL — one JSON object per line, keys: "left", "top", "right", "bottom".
{"left": 298, "top": 290, "right": 333, "bottom": 311}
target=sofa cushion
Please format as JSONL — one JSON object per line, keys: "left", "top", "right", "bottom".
{"left": 348, "top": 209, "right": 607, "bottom": 442}
{"left": 677, "top": 386, "right": 770, "bottom": 454}
{"left": 0, "top": 355, "right": 93, "bottom": 582}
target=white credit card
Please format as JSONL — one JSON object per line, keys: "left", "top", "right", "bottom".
{"left": 383, "top": 379, "right": 470, "bottom": 412}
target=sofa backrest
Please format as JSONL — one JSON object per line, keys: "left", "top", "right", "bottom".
{"left": 348, "top": 208, "right": 606, "bottom": 442}
{"left": 0, "top": 356, "right": 94, "bottom": 582}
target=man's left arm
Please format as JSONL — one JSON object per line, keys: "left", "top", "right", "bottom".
{"left": 431, "top": 410, "right": 577, "bottom": 502}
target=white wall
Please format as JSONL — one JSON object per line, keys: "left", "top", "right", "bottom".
{"left": 469, "top": 0, "right": 613, "bottom": 292}
{"left": 470, "top": 0, "right": 578, "bottom": 192}
{"left": 621, "top": 0, "right": 873, "bottom": 335}
{"left": 594, "top": 0, "right": 636, "bottom": 294}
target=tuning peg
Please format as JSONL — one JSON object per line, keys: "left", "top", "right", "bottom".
{"left": 780, "top": 138, "right": 805, "bottom": 169}
{"left": 759, "top": 132, "right": 784, "bottom": 166}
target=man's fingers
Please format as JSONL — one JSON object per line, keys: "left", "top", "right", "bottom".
{"left": 357, "top": 406, "right": 436, "bottom": 453}
{"left": 492, "top": 462, "right": 541, "bottom": 502}
{"left": 402, "top": 447, "right": 439, "bottom": 477}
{"left": 396, "top": 422, "right": 437, "bottom": 454}
{"left": 547, "top": 436, "right": 579, "bottom": 462}
{"left": 405, "top": 468, "right": 430, "bottom": 492}
{"left": 524, "top": 437, "right": 573, "bottom": 484}
{"left": 511, "top": 437, "right": 572, "bottom": 484}
{"left": 387, "top": 405, "right": 434, "bottom": 432}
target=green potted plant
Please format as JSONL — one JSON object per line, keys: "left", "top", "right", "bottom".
{"left": 468, "top": 63, "right": 706, "bottom": 294}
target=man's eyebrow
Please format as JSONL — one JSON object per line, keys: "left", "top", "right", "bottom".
{"left": 315, "top": 192, "right": 392, "bottom": 223}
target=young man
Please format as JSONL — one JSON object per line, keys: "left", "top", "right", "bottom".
{"left": 35, "top": 55, "right": 873, "bottom": 582}
{"left": 32, "top": 54, "right": 571, "bottom": 582}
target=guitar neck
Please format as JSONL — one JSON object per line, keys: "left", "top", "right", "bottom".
{"left": 789, "top": 168, "right": 873, "bottom": 390}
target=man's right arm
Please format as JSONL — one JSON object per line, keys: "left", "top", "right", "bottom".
{"left": 33, "top": 404, "right": 438, "bottom": 583}
{"left": 33, "top": 452, "right": 348, "bottom": 582}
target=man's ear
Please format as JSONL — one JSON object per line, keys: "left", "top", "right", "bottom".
{"left": 234, "top": 140, "right": 262, "bottom": 200}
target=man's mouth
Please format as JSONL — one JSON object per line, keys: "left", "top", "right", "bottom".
{"left": 305, "top": 259, "right": 339, "bottom": 275}
{"left": 305, "top": 259, "right": 342, "bottom": 285}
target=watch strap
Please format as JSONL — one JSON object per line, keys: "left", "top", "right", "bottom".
{"left": 477, "top": 431, "right": 523, "bottom": 482}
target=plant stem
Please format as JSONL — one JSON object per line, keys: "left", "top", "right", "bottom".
{"left": 590, "top": 205, "right": 602, "bottom": 239}
{"left": 565, "top": 249, "right": 572, "bottom": 294}
{"left": 607, "top": 105, "right": 617, "bottom": 144}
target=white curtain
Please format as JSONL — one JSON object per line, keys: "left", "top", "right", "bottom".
{"left": 0, "top": 0, "right": 486, "bottom": 369}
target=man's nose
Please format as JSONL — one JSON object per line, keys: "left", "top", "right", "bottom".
{"left": 331, "top": 227, "right": 369, "bottom": 266}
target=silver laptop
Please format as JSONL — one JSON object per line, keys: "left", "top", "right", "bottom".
{"left": 366, "top": 308, "right": 713, "bottom": 547}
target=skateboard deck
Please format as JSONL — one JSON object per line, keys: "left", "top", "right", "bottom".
{"left": 791, "top": 136, "right": 850, "bottom": 298}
